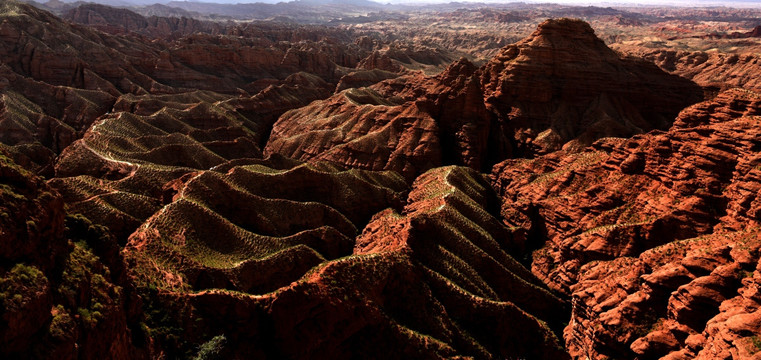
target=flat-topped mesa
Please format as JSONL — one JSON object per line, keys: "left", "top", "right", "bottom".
{"left": 480, "top": 18, "right": 703, "bottom": 157}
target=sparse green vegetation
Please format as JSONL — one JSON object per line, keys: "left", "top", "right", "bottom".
{"left": 0, "top": 263, "right": 47, "bottom": 309}
{"left": 750, "top": 335, "right": 761, "bottom": 354}
{"left": 48, "top": 305, "right": 75, "bottom": 340}
{"left": 194, "top": 334, "right": 228, "bottom": 360}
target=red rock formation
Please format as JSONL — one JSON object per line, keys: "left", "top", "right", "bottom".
{"left": 265, "top": 57, "right": 492, "bottom": 180}
{"left": 9, "top": 3, "right": 761, "bottom": 359}
{"left": 491, "top": 88, "right": 761, "bottom": 358}
{"left": 335, "top": 68, "right": 400, "bottom": 92}
{"left": 124, "top": 165, "right": 570, "bottom": 359}
{"left": 373, "top": 58, "right": 495, "bottom": 170}
{"left": 267, "top": 19, "right": 700, "bottom": 178}
{"left": 567, "top": 228, "right": 761, "bottom": 360}
{"left": 63, "top": 3, "right": 225, "bottom": 38}
{"left": 357, "top": 50, "right": 405, "bottom": 73}
{"left": 615, "top": 45, "right": 761, "bottom": 92}
{"left": 698, "top": 25, "right": 761, "bottom": 39}
{"left": 480, "top": 18, "right": 703, "bottom": 156}
{"left": 265, "top": 86, "right": 444, "bottom": 180}
{"left": 63, "top": 4, "right": 150, "bottom": 35}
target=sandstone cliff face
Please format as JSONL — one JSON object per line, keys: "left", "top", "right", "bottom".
{"left": 480, "top": 18, "right": 703, "bottom": 156}
{"left": 63, "top": 3, "right": 225, "bottom": 38}
{"left": 491, "top": 88, "right": 761, "bottom": 359}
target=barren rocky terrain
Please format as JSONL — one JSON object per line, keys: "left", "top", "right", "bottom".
{"left": 1, "top": 0, "right": 761, "bottom": 358}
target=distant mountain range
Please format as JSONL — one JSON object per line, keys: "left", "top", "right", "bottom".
{"left": 48, "top": 0, "right": 386, "bottom": 6}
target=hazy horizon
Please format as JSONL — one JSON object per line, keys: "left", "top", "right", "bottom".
{"left": 55, "top": 0, "right": 761, "bottom": 7}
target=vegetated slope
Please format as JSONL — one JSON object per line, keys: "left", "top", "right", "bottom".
{"left": 490, "top": 88, "right": 761, "bottom": 359}
{"left": 121, "top": 165, "right": 569, "bottom": 359}
{"left": 123, "top": 160, "right": 407, "bottom": 294}
{"left": 48, "top": 75, "right": 330, "bottom": 240}
{"left": 0, "top": 149, "right": 150, "bottom": 359}
{"left": 265, "top": 18, "right": 703, "bottom": 180}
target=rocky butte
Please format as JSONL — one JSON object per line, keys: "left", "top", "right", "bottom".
{"left": 1, "top": 1, "right": 760, "bottom": 359}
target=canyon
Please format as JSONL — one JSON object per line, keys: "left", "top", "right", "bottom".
{"left": 1, "top": 0, "right": 761, "bottom": 358}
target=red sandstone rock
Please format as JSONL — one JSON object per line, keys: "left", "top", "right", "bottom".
{"left": 615, "top": 45, "right": 761, "bottom": 92}
{"left": 265, "top": 57, "right": 492, "bottom": 179}
{"left": 266, "top": 19, "right": 702, "bottom": 179}
{"left": 480, "top": 18, "right": 703, "bottom": 156}
{"left": 490, "top": 88, "right": 761, "bottom": 359}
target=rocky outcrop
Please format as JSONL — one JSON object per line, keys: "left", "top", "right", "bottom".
{"left": 335, "top": 69, "right": 400, "bottom": 92}
{"left": 63, "top": 4, "right": 150, "bottom": 35}
{"left": 63, "top": 4, "right": 225, "bottom": 38}
{"left": 265, "top": 57, "right": 491, "bottom": 180}
{"left": 567, "top": 230, "right": 761, "bottom": 360}
{"left": 673, "top": 88, "right": 761, "bottom": 128}
{"left": 266, "top": 19, "right": 702, "bottom": 179}
{"left": 265, "top": 86, "right": 443, "bottom": 180}
{"left": 357, "top": 50, "right": 406, "bottom": 73}
{"left": 615, "top": 45, "right": 761, "bottom": 92}
{"left": 480, "top": 18, "right": 703, "bottom": 156}
{"left": 491, "top": 88, "right": 761, "bottom": 358}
